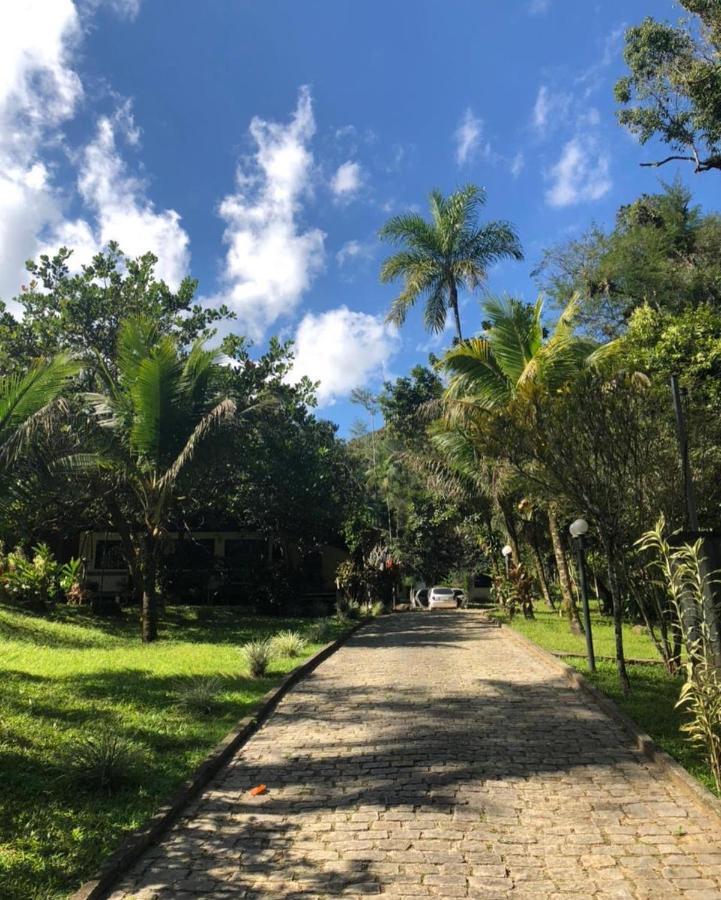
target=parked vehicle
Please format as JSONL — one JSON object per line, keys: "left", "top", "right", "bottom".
{"left": 412, "top": 587, "right": 429, "bottom": 608}
{"left": 468, "top": 573, "right": 493, "bottom": 605}
{"left": 428, "top": 586, "right": 458, "bottom": 609}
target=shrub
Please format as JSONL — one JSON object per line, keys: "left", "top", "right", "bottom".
{"left": 369, "top": 600, "right": 384, "bottom": 618}
{"left": 59, "top": 557, "right": 87, "bottom": 604}
{"left": 336, "top": 594, "right": 361, "bottom": 622}
{"left": 241, "top": 639, "right": 272, "bottom": 677}
{"left": 172, "top": 676, "right": 223, "bottom": 716}
{"left": 638, "top": 518, "right": 721, "bottom": 792}
{"left": 64, "top": 730, "right": 145, "bottom": 794}
{"left": 270, "top": 630, "right": 307, "bottom": 658}
{"left": 1, "top": 544, "right": 60, "bottom": 606}
{"left": 307, "top": 618, "right": 337, "bottom": 644}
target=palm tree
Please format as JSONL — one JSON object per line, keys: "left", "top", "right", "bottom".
{"left": 62, "top": 318, "right": 236, "bottom": 642}
{"left": 379, "top": 185, "right": 523, "bottom": 343}
{"left": 0, "top": 355, "right": 78, "bottom": 468}
{"left": 438, "top": 294, "right": 596, "bottom": 624}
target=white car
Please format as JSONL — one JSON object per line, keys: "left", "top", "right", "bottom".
{"left": 428, "top": 586, "right": 458, "bottom": 609}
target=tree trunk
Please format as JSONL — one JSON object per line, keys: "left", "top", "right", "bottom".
{"left": 530, "top": 532, "right": 554, "bottom": 609}
{"left": 499, "top": 500, "right": 521, "bottom": 562}
{"left": 449, "top": 280, "right": 463, "bottom": 343}
{"left": 141, "top": 536, "right": 158, "bottom": 643}
{"left": 602, "top": 535, "right": 630, "bottom": 694}
{"left": 547, "top": 505, "right": 579, "bottom": 630}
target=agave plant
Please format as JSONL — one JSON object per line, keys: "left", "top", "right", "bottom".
{"left": 241, "top": 639, "right": 272, "bottom": 678}
{"left": 270, "top": 630, "right": 307, "bottom": 659}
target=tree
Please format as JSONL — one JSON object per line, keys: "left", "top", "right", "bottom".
{"left": 615, "top": 4, "right": 721, "bottom": 172}
{"left": 438, "top": 295, "right": 597, "bottom": 625}
{"left": 3, "top": 245, "right": 232, "bottom": 370}
{"left": 535, "top": 182, "right": 721, "bottom": 338}
{"left": 0, "top": 355, "right": 78, "bottom": 468}
{"left": 61, "top": 318, "right": 236, "bottom": 642}
{"left": 379, "top": 185, "right": 523, "bottom": 342}
{"left": 502, "top": 373, "right": 679, "bottom": 693}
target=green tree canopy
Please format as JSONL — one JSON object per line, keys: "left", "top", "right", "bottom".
{"left": 535, "top": 182, "right": 721, "bottom": 337}
{"left": 615, "top": 2, "right": 721, "bottom": 172}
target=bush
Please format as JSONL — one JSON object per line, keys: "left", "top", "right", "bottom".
{"left": 270, "top": 630, "right": 307, "bottom": 658}
{"left": 369, "top": 600, "right": 384, "bottom": 618}
{"left": 64, "top": 730, "right": 145, "bottom": 794}
{"left": 172, "top": 676, "right": 223, "bottom": 716}
{"left": 336, "top": 595, "right": 361, "bottom": 622}
{"left": 241, "top": 639, "right": 272, "bottom": 677}
{"left": 0, "top": 544, "right": 85, "bottom": 607}
{"left": 306, "top": 618, "right": 337, "bottom": 644}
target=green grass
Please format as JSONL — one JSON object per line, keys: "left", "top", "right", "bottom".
{"left": 0, "top": 603, "right": 348, "bottom": 899}
{"left": 493, "top": 607, "right": 717, "bottom": 797}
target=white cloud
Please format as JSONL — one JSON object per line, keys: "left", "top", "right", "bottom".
{"left": 546, "top": 135, "right": 611, "bottom": 207}
{"left": 330, "top": 160, "right": 362, "bottom": 199}
{"left": 528, "top": 0, "right": 551, "bottom": 14}
{"left": 336, "top": 239, "right": 373, "bottom": 268}
{"left": 44, "top": 104, "right": 190, "bottom": 286}
{"left": 214, "top": 86, "right": 325, "bottom": 339}
{"left": 84, "top": 0, "right": 141, "bottom": 18}
{"left": 288, "top": 306, "right": 399, "bottom": 406}
{"left": 532, "top": 85, "right": 572, "bottom": 138}
{"left": 510, "top": 151, "right": 525, "bottom": 179}
{"left": 533, "top": 86, "right": 550, "bottom": 133}
{"left": 0, "top": 0, "right": 82, "bottom": 301}
{"left": 0, "top": 0, "right": 164, "bottom": 303}
{"left": 454, "top": 108, "right": 488, "bottom": 166}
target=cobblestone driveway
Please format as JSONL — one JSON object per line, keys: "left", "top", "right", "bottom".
{"left": 112, "top": 613, "right": 721, "bottom": 899}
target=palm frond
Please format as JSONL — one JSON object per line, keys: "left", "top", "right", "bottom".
{"left": 128, "top": 338, "right": 182, "bottom": 467}
{"left": 441, "top": 338, "right": 512, "bottom": 408}
{"left": 158, "top": 397, "right": 237, "bottom": 491}
{"left": 0, "top": 353, "right": 79, "bottom": 466}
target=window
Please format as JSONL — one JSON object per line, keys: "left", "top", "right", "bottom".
{"left": 94, "top": 540, "right": 125, "bottom": 570}
{"left": 473, "top": 573, "right": 492, "bottom": 589}
{"left": 175, "top": 538, "right": 215, "bottom": 568}
{"left": 224, "top": 538, "right": 267, "bottom": 568}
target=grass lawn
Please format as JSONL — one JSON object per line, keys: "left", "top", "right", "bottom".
{"left": 491, "top": 607, "right": 717, "bottom": 797}
{"left": 0, "top": 603, "right": 349, "bottom": 899}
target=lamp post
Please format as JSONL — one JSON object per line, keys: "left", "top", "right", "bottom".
{"left": 501, "top": 544, "right": 512, "bottom": 579}
{"left": 569, "top": 518, "right": 595, "bottom": 672}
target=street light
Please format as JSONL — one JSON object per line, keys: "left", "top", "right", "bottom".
{"left": 569, "top": 518, "right": 595, "bottom": 672}
{"left": 501, "top": 544, "right": 512, "bottom": 579}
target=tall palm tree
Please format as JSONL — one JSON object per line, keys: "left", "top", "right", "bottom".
{"left": 379, "top": 185, "right": 523, "bottom": 343}
{"left": 437, "top": 294, "right": 596, "bottom": 623}
{"left": 0, "top": 355, "right": 78, "bottom": 468}
{"left": 62, "top": 318, "right": 236, "bottom": 642}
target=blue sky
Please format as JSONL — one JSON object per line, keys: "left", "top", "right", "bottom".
{"left": 2, "top": 0, "right": 716, "bottom": 434}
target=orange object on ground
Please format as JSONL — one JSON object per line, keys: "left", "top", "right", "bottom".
{"left": 248, "top": 784, "right": 267, "bottom": 796}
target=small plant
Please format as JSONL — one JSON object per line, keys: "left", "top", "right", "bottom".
{"left": 336, "top": 594, "right": 361, "bottom": 622}
{"left": 172, "top": 676, "right": 223, "bottom": 716}
{"left": 369, "top": 600, "right": 384, "bottom": 618}
{"left": 270, "top": 630, "right": 307, "bottom": 658}
{"left": 638, "top": 518, "right": 721, "bottom": 793}
{"left": 306, "top": 618, "right": 337, "bottom": 643}
{"left": 64, "top": 730, "right": 145, "bottom": 794}
{"left": 241, "top": 639, "right": 272, "bottom": 677}
{"left": 59, "top": 557, "right": 87, "bottom": 604}
{"left": 2, "top": 543, "right": 60, "bottom": 606}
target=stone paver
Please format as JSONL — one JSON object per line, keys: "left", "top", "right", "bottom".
{"left": 111, "top": 613, "right": 721, "bottom": 899}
